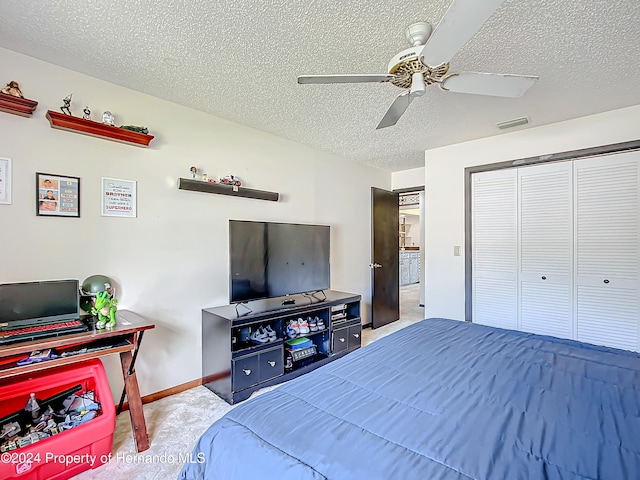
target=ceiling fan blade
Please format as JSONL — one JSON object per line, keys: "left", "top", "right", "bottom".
{"left": 376, "top": 92, "right": 414, "bottom": 129}
{"left": 420, "top": 0, "right": 507, "bottom": 66}
{"left": 441, "top": 72, "right": 539, "bottom": 97}
{"left": 298, "top": 74, "right": 396, "bottom": 84}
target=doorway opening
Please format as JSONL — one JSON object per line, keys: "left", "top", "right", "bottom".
{"left": 399, "top": 191, "right": 425, "bottom": 322}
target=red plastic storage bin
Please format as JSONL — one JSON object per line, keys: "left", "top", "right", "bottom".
{"left": 0, "top": 359, "right": 115, "bottom": 479}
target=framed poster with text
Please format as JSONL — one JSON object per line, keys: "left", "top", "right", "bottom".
{"left": 0, "top": 157, "right": 11, "bottom": 205}
{"left": 36, "top": 172, "right": 80, "bottom": 217}
{"left": 101, "top": 177, "right": 137, "bottom": 217}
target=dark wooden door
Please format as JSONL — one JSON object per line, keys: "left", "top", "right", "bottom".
{"left": 371, "top": 187, "right": 399, "bottom": 328}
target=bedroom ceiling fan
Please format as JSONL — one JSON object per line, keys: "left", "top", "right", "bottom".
{"left": 297, "top": 0, "right": 538, "bottom": 129}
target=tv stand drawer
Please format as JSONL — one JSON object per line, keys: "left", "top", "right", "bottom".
{"left": 232, "top": 346, "right": 284, "bottom": 391}
{"left": 332, "top": 322, "right": 361, "bottom": 354}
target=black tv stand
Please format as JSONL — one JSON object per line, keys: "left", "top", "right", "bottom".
{"left": 202, "top": 290, "right": 361, "bottom": 404}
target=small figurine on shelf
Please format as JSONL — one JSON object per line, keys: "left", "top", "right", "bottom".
{"left": 190, "top": 166, "right": 198, "bottom": 179}
{"left": 120, "top": 125, "right": 149, "bottom": 134}
{"left": 202, "top": 173, "right": 208, "bottom": 182}
{"left": 1, "top": 80, "right": 23, "bottom": 98}
{"left": 60, "top": 93, "right": 72, "bottom": 115}
{"left": 219, "top": 175, "right": 241, "bottom": 187}
{"left": 83, "top": 106, "right": 91, "bottom": 120}
{"left": 102, "top": 111, "right": 115, "bottom": 126}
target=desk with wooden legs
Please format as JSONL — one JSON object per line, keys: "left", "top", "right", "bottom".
{"left": 0, "top": 310, "right": 154, "bottom": 452}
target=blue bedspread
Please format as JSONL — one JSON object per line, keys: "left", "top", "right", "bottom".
{"left": 179, "top": 318, "right": 640, "bottom": 479}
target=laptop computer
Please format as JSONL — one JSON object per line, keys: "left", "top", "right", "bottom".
{"left": 0, "top": 280, "right": 89, "bottom": 344}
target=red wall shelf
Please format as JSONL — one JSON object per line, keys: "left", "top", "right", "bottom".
{"left": 45, "top": 110, "right": 155, "bottom": 147}
{"left": 0, "top": 93, "right": 38, "bottom": 117}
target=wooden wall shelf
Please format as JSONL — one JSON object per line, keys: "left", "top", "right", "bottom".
{"left": 178, "top": 177, "right": 279, "bottom": 202}
{"left": 45, "top": 110, "right": 154, "bottom": 147}
{"left": 0, "top": 93, "right": 38, "bottom": 117}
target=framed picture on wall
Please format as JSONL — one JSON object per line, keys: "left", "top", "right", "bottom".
{"left": 0, "top": 157, "right": 11, "bottom": 205}
{"left": 101, "top": 177, "right": 137, "bottom": 217}
{"left": 36, "top": 172, "right": 80, "bottom": 217}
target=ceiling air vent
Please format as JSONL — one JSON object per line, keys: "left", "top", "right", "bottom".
{"left": 496, "top": 116, "right": 530, "bottom": 130}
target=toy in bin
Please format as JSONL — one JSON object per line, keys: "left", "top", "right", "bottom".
{"left": 0, "top": 384, "right": 103, "bottom": 454}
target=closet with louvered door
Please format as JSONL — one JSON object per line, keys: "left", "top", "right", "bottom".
{"left": 573, "top": 152, "right": 640, "bottom": 352}
{"left": 518, "top": 161, "right": 573, "bottom": 338}
{"left": 471, "top": 151, "right": 640, "bottom": 352}
{"left": 471, "top": 168, "right": 518, "bottom": 330}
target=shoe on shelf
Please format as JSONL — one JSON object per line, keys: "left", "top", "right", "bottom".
{"left": 316, "top": 316, "right": 325, "bottom": 330}
{"left": 250, "top": 326, "right": 270, "bottom": 344}
{"left": 298, "top": 317, "right": 310, "bottom": 334}
{"left": 285, "top": 324, "right": 295, "bottom": 339}
{"left": 286, "top": 319, "right": 299, "bottom": 339}
{"left": 291, "top": 318, "right": 300, "bottom": 335}
{"left": 308, "top": 316, "right": 318, "bottom": 332}
{"left": 264, "top": 324, "right": 277, "bottom": 341}
{"left": 239, "top": 326, "right": 251, "bottom": 342}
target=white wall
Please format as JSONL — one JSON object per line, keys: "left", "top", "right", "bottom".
{"left": 392, "top": 167, "right": 425, "bottom": 190}
{"left": 0, "top": 47, "right": 390, "bottom": 398}
{"left": 424, "top": 104, "right": 640, "bottom": 320}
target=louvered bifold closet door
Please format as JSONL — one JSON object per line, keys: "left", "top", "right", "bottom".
{"left": 574, "top": 152, "right": 640, "bottom": 352}
{"left": 518, "top": 162, "right": 573, "bottom": 338}
{"left": 472, "top": 169, "right": 517, "bottom": 329}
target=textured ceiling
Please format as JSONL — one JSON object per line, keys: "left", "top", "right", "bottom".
{"left": 1, "top": 0, "right": 639, "bottom": 171}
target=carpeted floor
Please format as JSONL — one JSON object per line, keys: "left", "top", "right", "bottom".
{"left": 73, "top": 284, "right": 424, "bottom": 479}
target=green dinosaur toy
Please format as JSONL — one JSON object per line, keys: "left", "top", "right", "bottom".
{"left": 92, "top": 290, "right": 118, "bottom": 329}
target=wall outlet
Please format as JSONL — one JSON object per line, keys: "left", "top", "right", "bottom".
{"left": 453, "top": 246, "right": 461, "bottom": 256}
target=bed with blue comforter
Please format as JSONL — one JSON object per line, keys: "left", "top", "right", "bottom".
{"left": 179, "top": 318, "right": 640, "bottom": 479}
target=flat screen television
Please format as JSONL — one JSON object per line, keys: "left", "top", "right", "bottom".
{"left": 229, "top": 220, "right": 330, "bottom": 303}
{"left": 0, "top": 279, "right": 80, "bottom": 328}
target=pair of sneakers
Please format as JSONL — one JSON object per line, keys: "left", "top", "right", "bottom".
{"left": 298, "top": 317, "right": 310, "bottom": 335}
{"left": 307, "top": 316, "right": 319, "bottom": 332}
{"left": 308, "top": 316, "right": 326, "bottom": 331}
{"left": 250, "top": 325, "right": 277, "bottom": 344}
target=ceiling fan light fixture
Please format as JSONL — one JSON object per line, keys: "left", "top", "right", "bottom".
{"left": 410, "top": 72, "right": 426, "bottom": 97}
{"left": 496, "top": 116, "right": 530, "bottom": 130}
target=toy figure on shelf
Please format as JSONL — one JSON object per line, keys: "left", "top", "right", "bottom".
{"left": 120, "top": 125, "right": 149, "bottom": 134}
{"left": 60, "top": 93, "right": 72, "bottom": 115}
{"left": 1, "top": 80, "right": 23, "bottom": 98}
{"left": 190, "top": 166, "right": 198, "bottom": 179}
{"left": 102, "top": 111, "right": 115, "bottom": 126}
{"left": 83, "top": 106, "right": 91, "bottom": 120}
{"left": 220, "top": 175, "right": 241, "bottom": 186}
